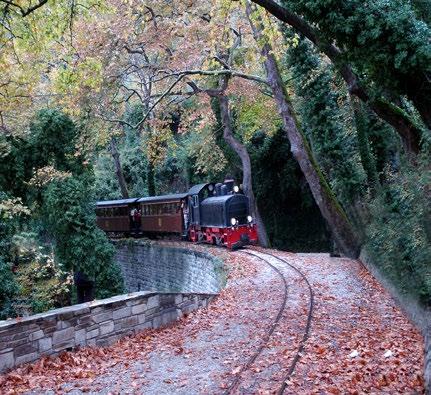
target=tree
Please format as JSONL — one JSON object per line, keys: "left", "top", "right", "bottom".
{"left": 246, "top": 2, "right": 360, "bottom": 258}
{"left": 251, "top": 0, "right": 430, "bottom": 157}
{"left": 43, "top": 176, "right": 124, "bottom": 299}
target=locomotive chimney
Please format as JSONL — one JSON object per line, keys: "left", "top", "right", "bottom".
{"left": 215, "top": 183, "right": 223, "bottom": 196}
{"left": 221, "top": 185, "right": 228, "bottom": 195}
{"left": 224, "top": 179, "right": 234, "bottom": 194}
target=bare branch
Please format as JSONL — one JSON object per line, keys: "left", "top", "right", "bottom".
{"left": 1, "top": 0, "right": 48, "bottom": 16}
{"left": 157, "top": 69, "right": 268, "bottom": 85}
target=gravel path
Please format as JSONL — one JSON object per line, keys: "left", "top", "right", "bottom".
{"left": 0, "top": 245, "right": 424, "bottom": 394}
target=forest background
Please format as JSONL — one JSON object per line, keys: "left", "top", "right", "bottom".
{"left": 0, "top": 0, "right": 430, "bottom": 319}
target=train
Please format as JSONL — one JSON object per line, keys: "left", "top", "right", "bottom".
{"left": 95, "top": 181, "right": 258, "bottom": 249}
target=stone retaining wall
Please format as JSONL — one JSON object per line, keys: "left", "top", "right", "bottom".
{"left": 0, "top": 291, "right": 216, "bottom": 373}
{"left": 114, "top": 240, "right": 225, "bottom": 293}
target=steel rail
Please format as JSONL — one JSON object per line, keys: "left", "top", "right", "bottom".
{"left": 222, "top": 250, "right": 289, "bottom": 395}
{"left": 223, "top": 249, "right": 314, "bottom": 395}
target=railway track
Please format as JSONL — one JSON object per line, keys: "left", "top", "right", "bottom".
{"left": 223, "top": 249, "right": 314, "bottom": 395}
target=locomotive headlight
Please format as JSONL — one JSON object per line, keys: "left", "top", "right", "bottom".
{"left": 247, "top": 215, "right": 253, "bottom": 223}
{"left": 233, "top": 185, "right": 239, "bottom": 193}
{"left": 230, "top": 218, "right": 237, "bottom": 226}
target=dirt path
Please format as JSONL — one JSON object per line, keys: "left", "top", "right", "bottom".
{"left": 0, "top": 246, "right": 424, "bottom": 394}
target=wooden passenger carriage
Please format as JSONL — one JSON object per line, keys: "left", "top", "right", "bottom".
{"left": 137, "top": 193, "right": 187, "bottom": 234}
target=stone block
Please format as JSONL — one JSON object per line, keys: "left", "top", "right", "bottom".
{"left": 43, "top": 326, "right": 57, "bottom": 335}
{"left": 52, "top": 327, "right": 75, "bottom": 345}
{"left": 0, "top": 350, "right": 14, "bottom": 372}
{"left": 56, "top": 320, "right": 72, "bottom": 330}
{"left": 12, "top": 331, "right": 33, "bottom": 341}
{"left": 15, "top": 343, "right": 37, "bottom": 357}
{"left": 134, "top": 322, "right": 152, "bottom": 333}
{"left": 75, "top": 329, "right": 86, "bottom": 345}
{"left": 15, "top": 352, "right": 38, "bottom": 367}
{"left": 161, "top": 310, "right": 177, "bottom": 326}
{"left": 90, "top": 306, "right": 105, "bottom": 314}
{"left": 123, "top": 316, "right": 138, "bottom": 328}
{"left": 52, "top": 340, "right": 75, "bottom": 352}
{"left": 137, "top": 314, "right": 148, "bottom": 325}
{"left": 92, "top": 311, "right": 113, "bottom": 324}
{"left": 29, "top": 330, "right": 44, "bottom": 341}
{"left": 86, "top": 328, "right": 99, "bottom": 340}
{"left": 174, "top": 294, "right": 183, "bottom": 305}
{"left": 58, "top": 311, "right": 75, "bottom": 321}
{"left": 131, "top": 303, "right": 146, "bottom": 315}
{"left": 74, "top": 307, "right": 90, "bottom": 316}
{"left": 152, "top": 315, "right": 162, "bottom": 328}
{"left": 144, "top": 307, "right": 158, "bottom": 317}
{"left": 113, "top": 306, "right": 131, "bottom": 320}
{"left": 39, "top": 337, "right": 52, "bottom": 352}
{"left": 147, "top": 295, "right": 159, "bottom": 309}
{"left": 100, "top": 321, "right": 114, "bottom": 336}
{"left": 96, "top": 335, "right": 116, "bottom": 347}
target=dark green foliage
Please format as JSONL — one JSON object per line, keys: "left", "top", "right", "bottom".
{"left": 365, "top": 167, "right": 431, "bottom": 305}
{"left": 0, "top": 134, "right": 32, "bottom": 199}
{"left": 286, "top": 0, "right": 431, "bottom": 103}
{"left": 43, "top": 177, "right": 124, "bottom": 298}
{"left": 28, "top": 109, "right": 84, "bottom": 174}
{"left": 0, "top": 191, "right": 20, "bottom": 319}
{"left": 285, "top": 34, "right": 365, "bottom": 206}
{"left": 250, "top": 130, "right": 330, "bottom": 251}
{"left": 412, "top": 0, "right": 431, "bottom": 24}
{"left": 0, "top": 256, "right": 18, "bottom": 319}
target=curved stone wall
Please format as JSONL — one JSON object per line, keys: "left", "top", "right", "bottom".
{"left": 114, "top": 240, "right": 225, "bottom": 293}
{"left": 0, "top": 242, "right": 225, "bottom": 374}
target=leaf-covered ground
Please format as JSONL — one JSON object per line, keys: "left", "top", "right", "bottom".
{"left": 0, "top": 245, "right": 424, "bottom": 394}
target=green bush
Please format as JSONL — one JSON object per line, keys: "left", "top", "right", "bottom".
{"left": 43, "top": 176, "right": 124, "bottom": 298}
{"left": 365, "top": 167, "right": 431, "bottom": 305}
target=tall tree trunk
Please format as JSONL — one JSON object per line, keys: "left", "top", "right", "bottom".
{"left": 218, "top": 94, "right": 270, "bottom": 248}
{"left": 247, "top": 3, "right": 361, "bottom": 258}
{"left": 109, "top": 137, "right": 129, "bottom": 199}
{"left": 147, "top": 162, "right": 156, "bottom": 196}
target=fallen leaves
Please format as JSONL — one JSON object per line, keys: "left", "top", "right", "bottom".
{"left": 0, "top": 244, "right": 425, "bottom": 394}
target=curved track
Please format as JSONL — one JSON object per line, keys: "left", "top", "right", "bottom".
{"left": 223, "top": 249, "right": 314, "bottom": 395}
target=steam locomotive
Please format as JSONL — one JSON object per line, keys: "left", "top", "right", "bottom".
{"left": 95, "top": 181, "right": 258, "bottom": 249}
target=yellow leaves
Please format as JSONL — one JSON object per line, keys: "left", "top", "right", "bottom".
{"left": 0, "top": 197, "right": 31, "bottom": 219}
{"left": 26, "top": 165, "right": 72, "bottom": 188}
{"left": 235, "top": 93, "right": 280, "bottom": 142}
{"left": 53, "top": 57, "right": 103, "bottom": 96}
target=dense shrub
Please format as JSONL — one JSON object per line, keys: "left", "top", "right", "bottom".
{"left": 43, "top": 176, "right": 124, "bottom": 298}
{"left": 365, "top": 167, "right": 431, "bottom": 305}
{"left": 11, "top": 233, "right": 73, "bottom": 314}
